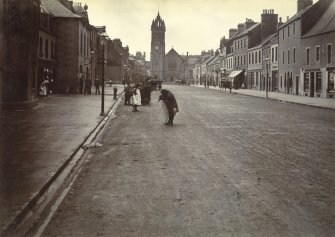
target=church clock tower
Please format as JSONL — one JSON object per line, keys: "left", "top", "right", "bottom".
{"left": 150, "top": 12, "right": 166, "bottom": 81}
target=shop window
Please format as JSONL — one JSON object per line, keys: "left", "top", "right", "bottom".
{"left": 280, "top": 76, "right": 282, "bottom": 88}
{"left": 80, "top": 31, "right": 83, "bottom": 54}
{"left": 284, "top": 73, "right": 287, "bottom": 88}
{"left": 328, "top": 72, "right": 335, "bottom": 92}
{"left": 327, "top": 44, "right": 332, "bottom": 64}
{"left": 51, "top": 42, "right": 54, "bottom": 59}
{"left": 39, "top": 37, "right": 43, "bottom": 57}
{"left": 289, "top": 73, "right": 293, "bottom": 88}
{"left": 316, "top": 72, "right": 322, "bottom": 92}
{"left": 84, "top": 34, "right": 86, "bottom": 56}
{"left": 304, "top": 73, "right": 310, "bottom": 91}
{"left": 45, "top": 39, "right": 48, "bottom": 58}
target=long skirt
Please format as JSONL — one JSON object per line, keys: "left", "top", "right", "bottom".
{"left": 159, "top": 100, "right": 169, "bottom": 123}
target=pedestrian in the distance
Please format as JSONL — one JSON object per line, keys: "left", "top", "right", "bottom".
{"left": 113, "top": 86, "right": 118, "bottom": 100}
{"left": 94, "top": 78, "right": 100, "bottom": 95}
{"left": 159, "top": 89, "right": 179, "bottom": 126}
{"left": 132, "top": 84, "right": 141, "bottom": 112}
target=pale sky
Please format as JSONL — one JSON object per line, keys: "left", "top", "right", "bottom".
{"left": 84, "top": 0, "right": 300, "bottom": 59}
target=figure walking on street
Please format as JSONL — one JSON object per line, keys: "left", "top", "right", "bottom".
{"left": 113, "top": 86, "right": 118, "bottom": 100}
{"left": 94, "top": 78, "right": 100, "bottom": 95}
{"left": 159, "top": 89, "right": 179, "bottom": 126}
{"left": 132, "top": 84, "right": 141, "bottom": 112}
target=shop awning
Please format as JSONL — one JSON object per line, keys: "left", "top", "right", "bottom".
{"left": 228, "top": 70, "right": 243, "bottom": 79}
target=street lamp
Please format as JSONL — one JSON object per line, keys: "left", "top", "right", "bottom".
{"left": 265, "top": 56, "right": 270, "bottom": 99}
{"left": 98, "top": 34, "right": 107, "bottom": 116}
{"left": 123, "top": 64, "right": 127, "bottom": 89}
{"left": 84, "top": 50, "right": 95, "bottom": 94}
{"left": 90, "top": 50, "right": 94, "bottom": 91}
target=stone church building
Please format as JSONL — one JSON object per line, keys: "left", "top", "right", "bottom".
{"left": 150, "top": 12, "right": 188, "bottom": 82}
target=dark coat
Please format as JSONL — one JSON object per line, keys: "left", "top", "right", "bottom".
{"left": 159, "top": 89, "right": 179, "bottom": 116}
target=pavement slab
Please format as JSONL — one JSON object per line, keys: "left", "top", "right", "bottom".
{"left": 0, "top": 85, "right": 124, "bottom": 233}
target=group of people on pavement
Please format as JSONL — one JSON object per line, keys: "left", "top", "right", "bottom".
{"left": 39, "top": 77, "right": 54, "bottom": 97}
{"left": 79, "top": 76, "right": 92, "bottom": 94}
{"left": 126, "top": 83, "right": 179, "bottom": 126}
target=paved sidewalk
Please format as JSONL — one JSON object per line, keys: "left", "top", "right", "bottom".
{"left": 0, "top": 85, "right": 124, "bottom": 234}
{"left": 193, "top": 84, "right": 335, "bottom": 110}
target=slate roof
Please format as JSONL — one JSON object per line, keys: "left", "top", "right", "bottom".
{"left": 232, "top": 23, "right": 261, "bottom": 39}
{"left": 166, "top": 48, "right": 185, "bottom": 62}
{"left": 278, "top": 5, "right": 313, "bottom": 30}
{"left": 201, "top": 55, "right": 216, "bottom": 65}
{"left": 248, "top": 33, "right": 278, "bottom": 51}
{"left": 208, "top": 55, "right": 221, "bottom": 66}
{"left": 41, "top": 0, "right": 80, "bottom": 18}
{"left": 302, "top": 0, "right": 335, "bottom": 38}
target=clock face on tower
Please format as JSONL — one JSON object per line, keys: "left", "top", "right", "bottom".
{"left": 155, "top": 46, "right": 159, "bottom": 50}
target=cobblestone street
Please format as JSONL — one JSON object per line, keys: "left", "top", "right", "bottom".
{"left": 36, "top": 85, "right": 335, "bottom": 237}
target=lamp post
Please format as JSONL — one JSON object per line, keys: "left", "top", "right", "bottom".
{"left": 265, "top": 56, "right": 269, "bottom": 99}
{"left": 84, "top": 50, "right": 94, "bottom": 94}
{"left": 90, "top": 50, "right": 94, "bottom": 93}
{"left": 101, "top": 41, "right": 105, "bottom": 115}
{"left": 123, "top": 64, "right": 127, "bottom": 89}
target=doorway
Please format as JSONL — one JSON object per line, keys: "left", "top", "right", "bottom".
{"left": 295, "top": 76, "right": 299, "bottom": 95}
{"left": 310, "top": 72, "right": 314, "bottom": 97}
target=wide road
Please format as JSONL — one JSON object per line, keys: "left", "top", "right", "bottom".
{"left": 40, "top": 85, "right": 335, "bottom": 237}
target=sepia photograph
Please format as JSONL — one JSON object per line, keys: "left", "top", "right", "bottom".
{"left": 0, "top": 0, "right": 335, "bottom": 236}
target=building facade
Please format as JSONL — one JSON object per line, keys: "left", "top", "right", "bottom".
{"left": 230, "top": 19, "right": 260, "bottom": 89}
{"left": 39, "top": 4, "right": 57, "bottom": 95}
{"left": 301, "top": 0, "right": 335, "bottom": 98}
{"left": 1, "top": 0, "right": 40, "bottom": 109}
{"left": 278, "top": 0, "right": 333, "bottom": 97}
{"left": 248, "top": 45, "right": 263, "bottom": 90}
{"left": 164, "top": 48, "right": 185, "bottom": 82}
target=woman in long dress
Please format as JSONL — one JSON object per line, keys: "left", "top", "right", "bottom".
{"left": 158, "top": 94, "right": 169, "bottom": 123}
{"left": 132, "top": 84, "right": 141, "bottom": 112}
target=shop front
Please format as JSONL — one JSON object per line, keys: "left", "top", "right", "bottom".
{"left": 303, "top": 67, "right": 335, "bottom": 98}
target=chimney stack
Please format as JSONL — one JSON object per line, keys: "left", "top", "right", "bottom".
{"left": 237, "top": 23, "right": 245, "bottom": 33}
{"left": 261, "top": 9, "right": 278, "bottom": 40}
{"left": 245, "top": 18, "right": 256, "bottom": 30}
{"left": 229, "top": 28, "right": 238, "bottom": 38}
{"left": 277, "top": 17, "right": 284, "bottom": 29}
